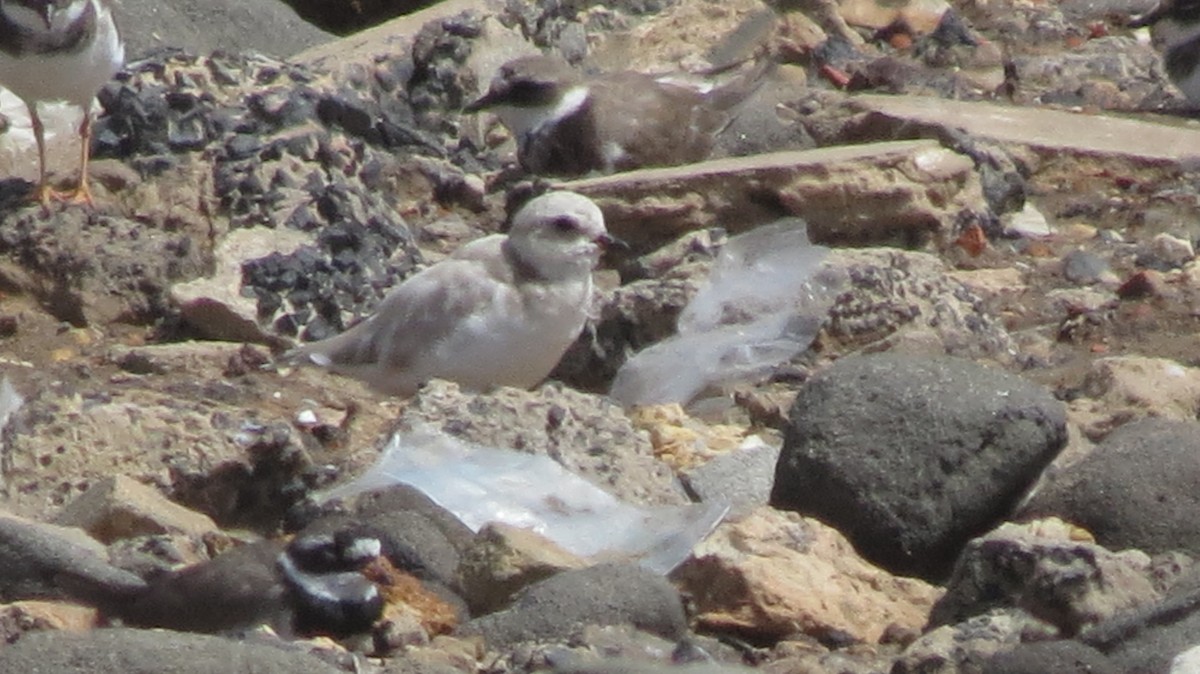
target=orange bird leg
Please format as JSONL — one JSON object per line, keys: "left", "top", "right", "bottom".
{"left": 62, "top": 110, "right": 96, "bottom": 206}
{"left": 26, "top": 104, "right": 63, "bottom": 206}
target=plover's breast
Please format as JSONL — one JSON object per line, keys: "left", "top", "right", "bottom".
{"left": 421, "top": 276, "right": 593, "bottom": 391}
{"left": 0, "top": 0, "right": 124, "bottom": 107}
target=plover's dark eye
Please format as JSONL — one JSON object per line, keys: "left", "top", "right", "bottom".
{"left": 551, "top": 216, "right": 577, "bottom": 233}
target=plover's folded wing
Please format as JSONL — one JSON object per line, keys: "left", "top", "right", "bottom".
{"left": 286, "top": 254, "right": 509, "bottom": 395}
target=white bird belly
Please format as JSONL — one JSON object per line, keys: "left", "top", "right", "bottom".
{"left": 418, "top": 281, "right": 590, "bottom": 391}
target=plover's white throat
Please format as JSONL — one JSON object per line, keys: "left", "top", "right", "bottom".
{"left": 287, "top": 190, "right": 620, "bottom": 396}
{"left": 0, "top": 0, "right": 124, "bottom": 205}
{"left": 1131, "top": 0, "right": 1200, "bottom": 103}
{"left": 465, "top": 54, "right": 769, "bottom": 177}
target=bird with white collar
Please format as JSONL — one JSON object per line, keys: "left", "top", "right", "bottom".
{"left": 0, "top": 0, "right": 124, "bottom": 206}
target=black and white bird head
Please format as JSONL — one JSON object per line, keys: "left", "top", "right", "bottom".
{"left": 279, "top": 530, "right": 385, "bottom": 638}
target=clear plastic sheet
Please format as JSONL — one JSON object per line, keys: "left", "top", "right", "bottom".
{"left": 318, "top": 427, "right": 728, "bottom": 574}
{"left": 611, "top": 219, "right": 846, "bottom": 407}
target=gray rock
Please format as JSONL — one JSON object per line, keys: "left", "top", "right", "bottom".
{"left": 770, "top": 354, "right": 1067, "bottom": 580}
{"left": 681, "top": 441, "right": 780, "bottom": 518}
{"left": 1082, "top": 569, "right": 1200, "bottom": 673}
{"left": 1009, "top": 37, "right": 1165, "bottom": 111}
{"left": 825, "top": 248, "right": 1015, "bottom": 359}
{"left": 461, "top": 563, "right": 687, "bottom": 648}
{"left": 0, "top": 628, "right": 344, "bottom": 673}
{"left": 930, "top": 520, "right": 1158, "bottom": 636}
{"left": 1019, "top": 418, "right": 1200, "bottom": 557}
{"left": 892, "top": 609, "right": 1034, "bottom": 674}
{"left": 355, "top": 484, "right": 477, "bottom": 552}
{"left": 299, "top": 507, "right": 463, "bottom": 590}
{"left": 848, "top": 93, "right": 1200, "bottom": 168}
{"left": 116, "top": 0, "right": 333, "bottom": 59}
{"left": 982, "top": 641, "right": 1118, "bottom": 674}
{"left": 398, "top": 381, "right": 686, "bottom": 506}
{"left": 0, "top": 515, "right": 146, "bottom": 606}
{"left": 554, "top": 663, "right": 757, "bottom": 674}
{"left": 553, "top": 274, "right": 701, "bottom": 392}
{"left": 362, "top": 510, "right": 464, "bottom": 589}
{"left": 1061, "top": 249, "right": 1111, "bottom": 285}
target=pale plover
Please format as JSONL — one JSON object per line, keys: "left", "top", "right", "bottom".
{"left": 287, "top": 191, "right": 620, "bottom": 396}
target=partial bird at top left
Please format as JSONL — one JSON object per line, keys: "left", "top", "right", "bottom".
{"left": 0, "top": 0, "right": 124, "bottom": 206}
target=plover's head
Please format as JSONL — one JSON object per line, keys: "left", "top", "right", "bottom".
{"left": 506, "top": 191, "right": 621, "bottom": 281}
{"left": 465, "top": 55, "right": 589, "bottom": 140}
{"left": 279, "top": 530, "right": 384, "bottom": 637}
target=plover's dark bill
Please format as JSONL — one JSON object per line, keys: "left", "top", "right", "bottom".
{"left": 287, "top": 191, "right": 620, "bottom": 396}
{"left": 0, "top": 0, "right": 125, "bottom": 205}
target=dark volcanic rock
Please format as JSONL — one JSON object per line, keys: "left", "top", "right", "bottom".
{"left": 90, "top": 51, "right": 426, "bottom": 340}
{"left": 770, "top": 354, "right": 1067, "bottom": 580}
{"left": 0, "top": 627, "right": 344, "bottom": 673}
{"left": 1019, "top": 418, "right": 1200, "bottom": 557}
{"left": 354, "top": 484, "right": 477, "bottom": 552}
{"left": 461, "top": 563, "right": 687, "bottom": 648}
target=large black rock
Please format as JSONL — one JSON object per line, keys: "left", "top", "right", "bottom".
{"left": 770, "top": 353, "right": 1066, "bottom": 580}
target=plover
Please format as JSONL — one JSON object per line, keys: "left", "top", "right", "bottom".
{"left": 288, "top": 190, "right": 619, "bottom": 396}
{"left": 1130, "top": 0, "right": 1200, "bottom": 102}
{"left": 464, "top": 54, "right": 768, "bottom": 176}
{"left": 110, "top": 530, "right": 387, "bottom": 637}
{"left": 0, "top": 0, "right": 124, "bottom": 205}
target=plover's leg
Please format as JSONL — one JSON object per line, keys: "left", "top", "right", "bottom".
{"left": 26, "top": 104, "right": 64, "bottom": 206}
{"left": 62, "top": 107, "right": 96, "bottom": 206}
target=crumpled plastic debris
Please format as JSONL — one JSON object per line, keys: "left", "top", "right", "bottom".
{"left": 0, "top": 376, "right": 23, "bottom": 436}
{"left": 318, "top": 427, "right": 728, "bottom": 574}
{"left": 610, "top": 218, "right": 847, "bottom": 407}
